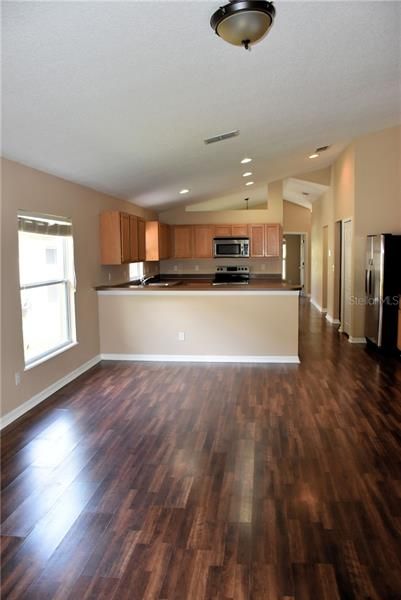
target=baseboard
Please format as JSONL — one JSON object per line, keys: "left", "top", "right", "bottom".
{"left": 101, "top": 353, "right": 300, "bottom": 364}
{"left": 0, "top": 355, "right": 101, "bottom": 431}
{"left": 348, "top": 337, "right": 366, "bottom": 344}
{"left": 310, "top": 298, "right": 326, "bottom": 313}
{"left": 326, "top": 314, "right": 341, "bottom": 325}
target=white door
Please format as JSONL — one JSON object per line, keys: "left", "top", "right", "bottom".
{"left": 341, "top": 219, "right": 352, "bottom": 335}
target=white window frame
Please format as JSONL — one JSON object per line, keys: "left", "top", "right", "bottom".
{"left": 18, "top": 213, "right": 77, "bottom": 369}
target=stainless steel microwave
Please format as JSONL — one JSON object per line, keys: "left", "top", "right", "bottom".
{"left": 213, "top": 238, "right": 250, "bottom": 258}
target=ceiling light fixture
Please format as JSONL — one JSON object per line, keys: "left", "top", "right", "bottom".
{"left": 210, "top": 0, "right": 276, "bottom": 50}
{"left": 242, "top": 172, "right": 253, "bottom": 177}
{"left": 245, "top": 181, "right": 254, "bottom": 186}
{"left": 241, "top": 157, "right": 252, "bottom": 164}
{"left": 179, "top": 189, "right": 190, "bottom": 194}
{"left": 308, "top": 153, "right": 319, "bottom": 159}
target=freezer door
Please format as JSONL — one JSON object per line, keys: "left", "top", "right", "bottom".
{"left": 365, "top": 235, "right": 384, "bottom": 346}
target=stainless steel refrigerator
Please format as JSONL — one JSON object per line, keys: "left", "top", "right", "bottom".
{"left": 365, "top": 234, "right": 401, "bottom": 350}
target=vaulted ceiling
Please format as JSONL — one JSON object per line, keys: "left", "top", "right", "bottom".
{"left": 3, "top": 1, "right": 400, "bottom": 210}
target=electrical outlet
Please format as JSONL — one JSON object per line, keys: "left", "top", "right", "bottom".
{"left": 15, "top": 372, "right": 21, "bottom": 386}
{"left": 173, "top": 265, "right": 178, "bottom": 272}
{"left": 178, "top": 331, "right": 185, "bottom": 341}
{"left": 261, "top": 264, "right": 266, "bottom": 270}
{"left": 108, "top": 272, "right": 112, "bottom": 281}
{"left": 195, "top": 265, "right": 199, "bottom": 272}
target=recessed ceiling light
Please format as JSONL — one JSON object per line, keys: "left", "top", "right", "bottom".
{"left": 242, "top": 172, "right": 253, "bottom": 177}
{"left": 179, "top": 189, "right": 190, "bottom": 194}
{"left": 308, "top": 153, "right": 319, "bottom": 159}
{"left": 241, "top": 157, "right": 252, "bottom": 164}
{"left": 245, "top": 181, "right": 254, "bottom": 186}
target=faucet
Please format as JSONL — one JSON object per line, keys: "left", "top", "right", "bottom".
{"left": 141, "top": 275, "right": 154, "bottom": 286}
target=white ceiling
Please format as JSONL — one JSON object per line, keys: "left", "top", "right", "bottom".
{"left": 186, "top": 185, "right": 268, "bottom": 211}
{"left": 3, "top": 1, "right": 401, "bottom": 211}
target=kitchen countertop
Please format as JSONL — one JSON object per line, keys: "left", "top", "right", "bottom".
{"left": 96, "top": 278, "right": 301, "bottom": 292}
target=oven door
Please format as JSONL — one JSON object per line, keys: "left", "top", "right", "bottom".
{"left": 213, "top": 239, "right": 242, "bottom": 258}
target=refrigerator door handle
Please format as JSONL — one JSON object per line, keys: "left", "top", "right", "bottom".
{"left": 365, "top": 269, "right": 369, "bottom": 295}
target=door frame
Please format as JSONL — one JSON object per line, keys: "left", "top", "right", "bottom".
{"left": 283, "top": 231, "right": 308, "bottom": 296}
{"left": 340, "top": 218, "right": 352, "bottom": 335}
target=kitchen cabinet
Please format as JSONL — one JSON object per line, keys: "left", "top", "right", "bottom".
{"left": 249, "top": 224, "right": 265, "bottom": 257}
{"left": 193, "top": 225, "right": 214, "bottom": 258}
{"left": 137, "top": 218, "right": 146, "bottom": 261}
{"left": 249, "top": 223, "right": 281, "bottom": 258}
{"left": 172, "top": 225, "right": 193, "bottom": 258}
{"left": 265, "top": 224, "right": 281, "bottom": 257}
{"left": 214, "top": 224, "right": 249, "bottom": 238}
{"left": 145, "top": 221, "right": 171, "bottom": 261}
{"left": 100, "top": 211, "right": 143, "bottom": 264}
{"left": 232, "top": 224, "right": 249, "bottom": 237}
{"left": 214, "top": 225, "right": 232, "bottom": 237}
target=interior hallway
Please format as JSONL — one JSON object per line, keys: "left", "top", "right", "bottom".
{"left": 1, "top": 299, "right": 401, "bottom": 599}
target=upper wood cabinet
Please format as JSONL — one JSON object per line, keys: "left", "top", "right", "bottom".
{"left": 172, "top": 225, "right": 193, "bottom": 258}
{"left": 145, "top": 222, "right": 171, "bottom": 261}
{"left": 232, "top": 224, "right": 249, "bottom": 237}
{"left": 100, "top": 211, "right": 144, "bottom": 264}
{"left": 137, "top": 218, "right": 146, "bottom": 262}
{"left": 249, "top": 223, "right": 281, "bottom": 258}
{"left": 249, "top": 224, "right": 265, "bottom": 257}
{"left": 214, "top": 225, "right": 232, "bottom": 237}
{"left": 193, "top": 225, "right": 214, "bottom": 258}
{"left": 265, "top": 224, "right": 281, "bottom": 257}
{"left": 214, "top": 224, "right": 249, "bottom": 238}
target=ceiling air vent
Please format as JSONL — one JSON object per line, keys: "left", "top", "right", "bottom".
{"left": 204, "top": 129, "right": 240, "bottom": 144}
{"left": 316, "top": 145, "right": 330, "bottom": 153}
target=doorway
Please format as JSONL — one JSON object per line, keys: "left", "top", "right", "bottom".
{"left": 283, "top": 234, "right": 306, "bottom": 294}
{"left": 341, "top": 219, "right": 352, "bottom": 335}
{"left": 322, "top": 226, "right": 328, "bottom": 312}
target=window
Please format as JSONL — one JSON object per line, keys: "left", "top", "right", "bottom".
{"left": 129, "top": 262, "right": 144, "bottom": 281}
{"left": 18, "top": 213, "right": 76, "bottom": 367}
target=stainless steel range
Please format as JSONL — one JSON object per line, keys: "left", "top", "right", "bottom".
{"left": 212, "top": 266, "right": 250, "bottom": 285}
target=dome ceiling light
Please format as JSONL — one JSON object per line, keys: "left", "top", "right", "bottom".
{"left": 210, "top": 1, "right": 276, "bottom": 50}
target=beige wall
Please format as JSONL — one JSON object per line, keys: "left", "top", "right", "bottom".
{"left": 310, "top": 125, "right": 401, "bottom": 337}
{"left": 1, "top": 158, "right": 156, "bottom": 419}
{"left": 98, "top": 292, "right": 299, "bottom": 358}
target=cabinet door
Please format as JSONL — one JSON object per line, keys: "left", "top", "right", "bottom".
{"left": 214, "top": 225, "right": 232, "bottom": 237}
{"left": 172, "top": 226, "right": 193, "bottom": 258}
{"left": 100, "top": 211, "right": 122, "bottom": 264}
{"left": 249, "top": 224, "right": 265, "bottom": 257}
{"left": 129, "top": 215, "right": 139, "bottom": 262}
{"left": 232, "top": 224, "right": 249, "bottom": 237}
{"left": 137, "top": 218, "right": 146, "bottom": 261}
{"left": 120, "top": 213, "right": 131, "bottom": 263}
{"left": 159, "top": 224, "right": 171, "bottom": 260}
{"left": 265, "top": 224, "right": 281, "bottom": 257}
{"left": 193, "top": 225, "right": 213, "bottom": 258}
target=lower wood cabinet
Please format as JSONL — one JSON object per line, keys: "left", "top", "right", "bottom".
{"left": 172, "top": 225, "right": 193, "bottom": 258}
{"left": 145, "top": 221, "right": 171, "bottom": 261}
{"left": 100, "top": 211, "right": 144, "bottom": 264}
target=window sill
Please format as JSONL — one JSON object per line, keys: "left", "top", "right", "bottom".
{"left": 24, "top": 341, "right": 78, "bottom": 372}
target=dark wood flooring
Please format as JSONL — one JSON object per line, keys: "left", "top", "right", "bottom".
{"left": 1, "top": 299, "right": 401, "bottom": 599}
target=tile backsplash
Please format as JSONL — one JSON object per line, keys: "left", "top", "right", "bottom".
{"left": 160, "top": 258, "right": 281, "bottom": 276}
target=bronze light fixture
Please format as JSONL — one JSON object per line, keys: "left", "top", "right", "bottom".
{"left": 210, "top": 0, "right": 276, "bottom": 50}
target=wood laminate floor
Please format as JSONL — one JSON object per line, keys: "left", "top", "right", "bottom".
{"left": 1, "top": 300, "right": 401, "bottom": 599}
